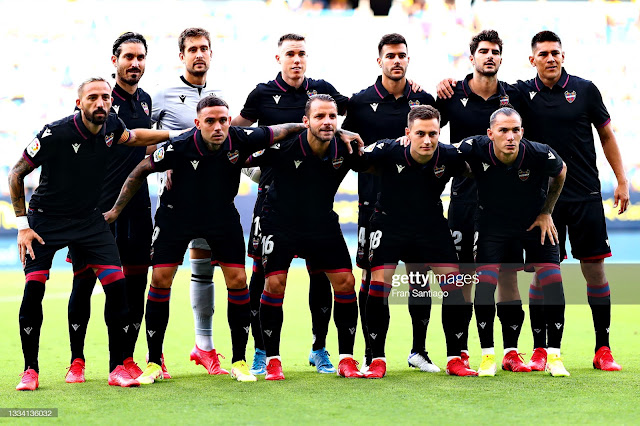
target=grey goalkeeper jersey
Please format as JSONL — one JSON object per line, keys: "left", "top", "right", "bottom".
{"left": 151, "top": 75, "right": 224, "bottom": 130}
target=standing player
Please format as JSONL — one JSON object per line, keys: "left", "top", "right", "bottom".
{"left": 341, "top": 33, "right": 437, "bottom": 373}
{"left": 104, "top": 96, "right": 332, "bottom": 383}
{"left": 151, "top": 27, "right": 225, "bottom": 377}
{"left": 251, "top": 95, "right": 365, "bottom": 380}
{"left": 65, "top": 32, "right": 153, "bottom": 384}
{"left": 458, "top": 107, "right": 570, "bottom": 377}
{"left": 360, "top": 105, "right": 477, "bottom": 378}
{"left": 517, "top": 31, "right": 628, "bottom": 371}
{"left": 231, "top": 33, "right": 349, "bottom": 375}
{"left": 10, "top": 77, "right": 173, "bottom": 390}
{"left": 435, "top": 30, "right": 530, "bottom": 375}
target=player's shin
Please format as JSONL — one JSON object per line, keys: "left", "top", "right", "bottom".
{"left": 359, "top": 272, "right": 372, "bottom": 363}
{"left": 100, "top": 273, "right": 130, "bottom": 372}
{"left": 408, "top": 282, "right": 432, "bottom": 354}
{"left": 536, "top": 264, "right": 565, "bottom": 350}
{"left": 497, "top": 300, "right": 525, "bottom": 351}
{"left": 587, "top": 281, "right": 611, "bottom": 351}
{"left": 249, "top": 262, "right": 266, "bottom": 351}
{"left": 123, "top": 265, "right": 148, "bottom": 357}
{"left": 20, "top": 272, "right": 48, "bottom": 372}
{"left": 259, "top": 290, "right": 284, "bottom": 357}
{"left": 145, "top": 286, "right": 171, "bottom": 365}
{"left": 227, "top": 286, "right": 251, "bottom": 363}
{"left": 365, "top": 281, "right": 391, "bottom": 358}
{"left": 309, "top": 271, "right": 332, "bottom": 351}
{"left": 441, "top": 290, "right": 466, "bottom": 357}
{"left": 68, "top": 268, "right": 96, "bottom": 363}
{"left": 474, "top": 265, "right": 499, "bottom": 351}
{"left": 529, "top": 280, "right": 547, "bottom": 349}
{"left": 190, "top": 258, "right": 215, "bottom": 351}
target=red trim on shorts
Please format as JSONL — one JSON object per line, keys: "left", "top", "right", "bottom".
{"left": 248, "top": 254, "right": 261, "bottom": 260}
{"left": 87, "top": 264, "right": 121, "bottom": 270}
{"left": 218, "top": 262, "right": 245, "bottom": 269}
{"left": 122, "top": 265, "right": 149, "bottom": 275}
{"left": 371, "top": 265, "right": 397, "bottom": 271}
{"left": 73, "top": 265, "right": 91, "bottom": 276}
{"left": 153, "top": 263, "right": 181, "bottom": 269}
{"left": 210, "top": 260, "right": 219, "bottom": 266}
{"left": 578, "top": 253, "right": 611, "bottom": 262}
{"left": 65, "top": 255, "right": 72, "bottom": 263}
{"left": 428, "top": 263, "right": 459, "bottom": 269}
{"left": 25, "top": 270, "right": 49, "bottom": 283}
{"left": 316, "top": 268, "right": 351, "bottom": 274}
{"left": 265, "top": 270, "right": 288, "bottom": 278}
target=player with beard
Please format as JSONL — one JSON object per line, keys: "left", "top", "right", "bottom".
{"left": 64, "top": 32, "right": 154, "bottom": 384}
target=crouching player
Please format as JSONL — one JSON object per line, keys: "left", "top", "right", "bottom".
{"left": 458, "top": 107, "right": 570, "bottom": 376}
{"left": 360, "top": 105, "right": 478, "bottom": 378}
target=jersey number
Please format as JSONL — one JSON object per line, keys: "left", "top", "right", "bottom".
{"left": 262, "top": 235, "right": 274, "bottom": 256}
{"left": 369, "top": 230, "right": 382, "bottom": 250}
{"left": 450, "top": 230, "right": 463, "bottom": 252}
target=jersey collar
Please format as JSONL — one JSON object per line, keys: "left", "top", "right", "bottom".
{"left": 194, "top": 128, "right": 232, "bottom": 156}
{"left": 112, "top": 83, "right": 138, "bottom": 102}
{"left": 533, "top": 68, "right": 570, "bottom": 92}
{"left": 373, "top": 75, "right": 411, "bottom": 100}
{"left": 488, "top": 139, "right": 526, "bottom": 169}
{"left": 180, "top": 75, "right": 207, "bottom": 89}
{"left": 298, "top": 129, "right": 339, "bottom": 160}
{"left": 403, "top": 143, "right": 440, "bottom": 167}
{"left": 72, "top": 111, "right": 106, "bottom": 140}
{"left": 274, "top": 72, "right": 309, "bottom": 93}
{"left": 461, "top": 74, "right": 508, "bottom": 99}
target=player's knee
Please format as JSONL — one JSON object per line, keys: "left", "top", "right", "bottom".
{"left": 151, "top": 270, "right": 174, "bottom": 289}
{"left": 331, "top": 273, "right": 355, "bottom": 293}
{"left": 265, "top": 275, "right": 286, "bottom": 294}
{"left": 225, "top": 270, "right": 247, "bottom": 289}
{"left": 580, "top": 260, "right": 606, "bottom": 285}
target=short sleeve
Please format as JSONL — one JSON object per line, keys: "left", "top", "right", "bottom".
{"left": 239, "top": 86, "right": 261, "bottom": 123}
{"left": 236, "top": 126, "right": 273, "bottom": 155}
{"left": 586, "top": 82, "right": 611, "bottom": 129}
{"left": 435, "top": 96, "right": 450, "bottom": 128}
{"left": 22, "top": 126, "right": 53, "bottom": 168}
{"left": 360, "top": 139, "right": 394, "bottom": 167}
{"left": 149, "top": 144, "right": 174, "bottom": 172}
{"left": 324, "top": 81, "right": 349, "bottom": 115}
{"left": 541, "top": 145, "right": 564, "bottom": 177}
{"left": 341, "top": 98, "right": 358, "bottom": 132}
{"left": 247, "top": 146, "right": 273, "bottom": 168}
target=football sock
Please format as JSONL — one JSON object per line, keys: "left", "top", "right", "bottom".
{"left": 334, "top": 290, "right": 358, "bottom": 356}
{"left": 145, "top": 286, "right": 171, "bottom": 366}
{"left": 408, "top": 282, "right": 431, "bottom": 354}
{"left": 96, "top": 267, "right": 130, "bottom": 372}
{"left": 20, "top": 273, "right": 47, "bottom": 373}
{"left": 359, "top": 272, "right": 372, "bottom": 362}
{"left": 587, "top": 282, "right": 611, "bottom": 352}
{"left": 528, "top": 280, "right": 547, "bottom": 349}
{"left": 227, "top": 286, "right": 251, "bottom": 363}
{"left": 122, "top": 266, "right": 148, "bottom": 358}
{"left": 496, "top": 300, "right": 525, "bottom": 350}
{"left": 440, "top": 284, "right": 466, "bottom": 357}
{"left": 537, "top": 264, "right": 565, "bottom": 350}
{"left": 260, "top": 290, "right": 284, "bottom": 357}
{"left": 190, "top": 258, "right": 214, "bottom": 351}
{"left": 461, "top": 302, "right": 473, "bottom": 352}
{"left": 365, "top": 281, "right": 391, "bottom": 358}
{"left": 308, "top": 271, "right": 332, "bottom": 351}
{"left": 249, "top": 261, "right": 265, "bottom": 351}
{"left": 68, "top": 267, "right": 96, "bottom": 363}
{"left": 474, "top": 265, "right": 499, "bottom": 350}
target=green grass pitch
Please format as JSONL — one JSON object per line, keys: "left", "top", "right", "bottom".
{"left": 1, "top": 265, "right": 639, "bottom": 424}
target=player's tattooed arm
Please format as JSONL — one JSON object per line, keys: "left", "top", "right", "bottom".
{"left": 528, "top": 162, "right": 567, "bottom": 245}
{"left": 104, "top": 157, "right": 155, "bottom": 223}
{"left": 269, "top": 123, "right": 306, "bottom": 142}
{"left": 9, "top": 157, "right": 44, "bottom": 265}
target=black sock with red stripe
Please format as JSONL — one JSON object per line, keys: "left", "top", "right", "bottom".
{"left": 408, "top": 282, "right": 431, "bottom": 353}
{"left": 497, "top": 300, "right": 524, "bottom": 350}
{"left": 365, "top": 281, "right": 391, "bottom": 358}
{"left": 97, "top": 266, "right": 131, "bottom": 372}
{"left": 249, "top": 261, "right": 265, "bottom": 351}
{"left": 474, "top": 265, "right": 498, "bottom": 349}
{"left": 587, "top": 282, "right": 611, "bottom": 351}
{"left": 461, "top": 302, "right": 473, "bottom": 352}
{"left": 359, "top": 272, "right": 372, "bottom": 362}
{"left": 228, "top": 286, "right": 250, "bottom": 363}
{"left": 309, "top": 272, "right": 332, "bottom": 351}
{"left": 537, "top": 264, "right": 565, "bottom": 349}
{"left": 123, "top": 265, "right": 148, "bottom": 358}
{"left": 439, "top": 275, "right": 467, "bottom": 357}
{"left": 145, "top": 286, "right": 171, "bottom": 366}
{"left": 20, "top": 272, "right": 48, "bottom": 372}
{"left": 68, "top": 268, "right": 96, "bottom": 363}
{"left": 259, "top": 290, "right": 284, "bottom": 357}
{"left": 334, "top": 289, "right": 358, "bottom": 355}
{"left": 529, "top": 281, "right": 547, "bottom": 349}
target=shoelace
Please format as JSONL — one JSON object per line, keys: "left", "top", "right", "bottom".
{"left": 316, "top": 351, "right": 333, "bottom": 368}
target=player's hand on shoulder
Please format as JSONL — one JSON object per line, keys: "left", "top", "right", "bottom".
{"left": 396, "top": 135, "right": 410, "bottom": 147}
{"left": 407, "top": 79, "right": 423, "bottom": 93}
{"left": 436, "top": 78, "right": 457, "bottom": 99}
{"left": 17, "top": 228, "right": 44, "bottom": 265}
{"left": 336, "top": 128, "right": 363, "bottom": 155}
{"left": 527, "top": 213, "right": 558, "bottom": 245}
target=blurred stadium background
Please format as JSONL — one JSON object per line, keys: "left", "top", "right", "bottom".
{"left": 1, "top": 0, "right": 639, "bottom": 269}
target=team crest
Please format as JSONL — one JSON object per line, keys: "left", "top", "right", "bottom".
{"left": 518, "top": 169, "right": 530, "bottom": 181}
{"left": 27, "top": 138, "right": 41, "bottom": 157}
{"left": 227, "top": 150, "right": 240, "bottom": 164}
{"left": 499, "top": 95, "right": 510, "bottom": 106}
{"left": 408, "top": 100, "right": 421, "bottom": 109}
{"left": 252, "top": 237, "right": 260, "bottom": 250}
{"left": 105, "top": 133, "right": 114, "bottom": 147}
{"left": 332, "top": 157, "right": 344, "bottom": 169}
{"left": 433, "top": 165, "right": 446, "bottom": 178}
{"left": 564, "top": 91, "right": 576, "bottom": 103}
{"left": 141, "top": 102, "right": 150, "bottom": 115}
{"left": 307, "top": 90, "right": 318, "bottom": 97}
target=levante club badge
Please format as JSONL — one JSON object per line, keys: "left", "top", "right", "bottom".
{"left": 500, "top": 95, "right": 510, "bottom": 106}
{"left": 564, "top": 91, "right": 576, "bottom": 103}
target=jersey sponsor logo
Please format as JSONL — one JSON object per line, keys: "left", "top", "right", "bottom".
{"left": 252, "top": 149, "right": 265, "bottom": 157}
{"left": 306, "top": 90, "right": 317, "bottom": 97}
{"left": 460, "top": 98, "right": 469, "bottom": 107}
{"left": 112, "top": 104, "right": 120, "bottom": 114}
{"left": 294, "top": 160, "right": 303, "bottom": 168}
{"left": 332, "top": 156, "right": 344, "bottom": 169}
{"left": 370, "top": 103, "right": 379, "bottom": 112}
{"left": 518, "top": 169, "right": 530, "bottom": 181}
{"left": 548, "top": 150, "right": 556, "bottom": 160}
{"left": 433, "top": 165, "right": 446, "bottom": 178}
{"left": 499, "top": 95, "right": 509, "bottom": 106}
{"left": 72, "top": 143, "right": 81, "bottom": 153}
{"left": 408, "top": 100, "right": 420, "bottom": 108}
{"left": 243, "top": 129, "right": 254, "bottom": 135}
{"left": 141, "top": 102, "right": 150, "bottom": 115}
{"left": 26, "top": 138, "right": 41, "bottom": 157}
{"left": 153, "top": 147, "right": 165, "bottom": 162}
{"left": 529, "top": 91, "right": 537, "bottom": 100}
{"left": 179, "top": 94, "right": 187, "bottom": 103}
{"left": 227, "top": 150, "right": 240, "bottom": 164}
{"left": 273, "top": 95, "right": 281, "bottom": 104}
{"left": 191, "top": 160, "right": 199, "bottom": 170}
{"left": 166, "top": 144, "right": 174, "bottom": 151}
{"left": 396, "top": 164, "right": 405, "bottom": 173}
{"left": 482, "top": 162, "right": 490, "bottom": 171}
{"left": 564, "top": 90, "right": 576, "bottom": 103}
{"left": 364, "top": 143, "right": 376, "bottom": 153}
{"left": 105, "top": 133, "right": 114, "bottom": 147}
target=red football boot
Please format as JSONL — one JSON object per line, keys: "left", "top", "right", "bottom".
{"left": 337, "top": 357, "right": 364, "bottom": 378}
{"left": 364, "top": 359, "right": 386, "bottom": 379}
{"left": 123, "top": 357, "right": 144, "bottom": 379}
{"left": 446, "top": 357, "right": 478, "bottom": 376}
{"left": 65, "top": 358, "right": 86, "bottom": 383}
{"left": 108, "top": 365, "right": 140, "bottom": 387}
{"left": 460, "top": 352, "right": 470, "bottom": 369}
{"left": 593, "top": 346, "right": 622, "bottom": 371}
{"left": 265, "top": 358, "right": 285, "bottom": 381}
{"left": 16, "top": 369, "right": 39, "bottom": 391}
{"left": 527, "top": 347, "right": 547, "bottom": 371}
{"left": 502, "top": 351, "right": 532, "bottom": 372}
{"left": 190, "top": 346, "right": 229, "bottom": 375}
